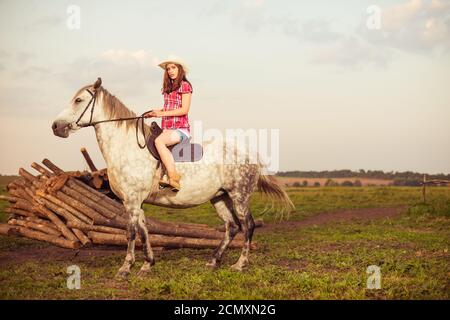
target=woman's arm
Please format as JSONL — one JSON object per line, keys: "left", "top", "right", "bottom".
{"left": 157, "top": 93, "right": 191, "bottom": 117}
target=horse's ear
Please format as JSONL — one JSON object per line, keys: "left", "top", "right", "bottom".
{"left": 93, "top": 77, "right": 102, "bottom": 90}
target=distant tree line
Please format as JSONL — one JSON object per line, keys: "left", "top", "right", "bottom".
{"left": 277, "top": 170, "right": 450, "bottom": 187}
{"left": 290, "top": 179, "right": 364, "bottom": 187}
{"left": 277, "top": 169, "right": 449, "bottom": 180}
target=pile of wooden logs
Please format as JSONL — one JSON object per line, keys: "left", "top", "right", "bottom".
{"left": 0, "top": 149, "right": 262, "bottom": 250}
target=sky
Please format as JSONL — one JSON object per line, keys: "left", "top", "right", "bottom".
{"left": 0, "top": 0, "right": 449, "bottom": 175}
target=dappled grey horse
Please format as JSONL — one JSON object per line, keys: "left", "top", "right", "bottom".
{"left": 52, "top": 78, "right": 294, "bottom": 278}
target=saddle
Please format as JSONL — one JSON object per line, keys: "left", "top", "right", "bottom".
{"left": 146, "top": 122, "right": 203, "bottom": 162}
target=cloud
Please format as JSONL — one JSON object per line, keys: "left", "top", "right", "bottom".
{"left": 275, "top": 17, "right": 393, "bottom": 68}
{"left": 0, "top": 49, "right": 163, "bottom": 118}
{"left": 274, "top": 16, "right": 343, "bottom": 44}
{"left": 31, "top": 15, "right": 64, "bottom": 28}
{"left": 100, "top": 49, "right": 160, "bottom": 68}
{"left": 56, "top": 49, "right": 162, "bottom": 98}
{"left": 242, "top": 0, "right": 264, "bottom": 8}
{"left": 208, "top": 0, "right": 450, "bottom": 68}
{"left": 307, "top": 35, "right": 393, "bottom": 68}
{"left": 206, "top": 1, "right": 391, "bottom": 67}
{"left": 358, "top": 0, "right": 450, "bottom": 54}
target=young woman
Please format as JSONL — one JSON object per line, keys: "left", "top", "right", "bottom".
{"left": 145, "top": 56, "right": 193, "bottom": 192}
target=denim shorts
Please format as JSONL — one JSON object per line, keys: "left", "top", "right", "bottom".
{"left": 176, "top": 129, "right": 190, "bottom": 143}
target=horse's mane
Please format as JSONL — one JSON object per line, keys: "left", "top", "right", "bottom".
{"left": 72, "top": 85, "right": 151, "bottom": 136}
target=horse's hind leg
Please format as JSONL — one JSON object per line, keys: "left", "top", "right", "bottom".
{"left": 228, "top": 193, "right": 255, "bottom": 271}
{"left": 136, "top": 208, "right": 155, "bottom": 277}
{"left": 207, "top": 194, "right": 240, "bottom": 268}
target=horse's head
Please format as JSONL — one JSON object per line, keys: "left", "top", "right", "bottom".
{"left": 52, "top": 77, "right": 102, "bottom": 138}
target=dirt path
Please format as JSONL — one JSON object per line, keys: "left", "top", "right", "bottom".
{"left": 259, "top": 205, "right": 408, "bottom": 233}
{"left": 0, "top": 245, "right": 125, "bottom": 266}
{"left": 0, "top": 206, "right": 408, "bottom": 266}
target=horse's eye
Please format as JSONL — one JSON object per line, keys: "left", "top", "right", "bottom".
{"left": 75, "top": 98, "right": 83, "bottom": 103}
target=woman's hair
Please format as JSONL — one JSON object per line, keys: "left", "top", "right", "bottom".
{"left": 162, "top": 63, "right": 193, "bottom": 94}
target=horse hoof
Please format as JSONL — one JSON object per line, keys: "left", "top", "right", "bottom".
{"left": 230, "top": 263, "right": 247, "bottom": 272}
{"left": 115, "top": 270, "right": 130, "bottom": 280}
{"left": 205, "top": 261, "right": 218, "bottom": 269}
{"left": 137, "top": 268, "right": 151, "bottom": 278}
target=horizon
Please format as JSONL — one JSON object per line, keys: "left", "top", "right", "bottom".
{"left": 1, "top": 167, "right": 449, "bottom": 177}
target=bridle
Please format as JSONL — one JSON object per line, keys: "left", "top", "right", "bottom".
{"left": 71, "top": 88, "right": 152, "bottom": 149}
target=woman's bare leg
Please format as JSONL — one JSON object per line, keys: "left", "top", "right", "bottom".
{"left": 154, "top": 130, "right": 181, "bottom": 173}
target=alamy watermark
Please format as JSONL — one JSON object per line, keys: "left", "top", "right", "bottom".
{"left": 67, "top": 265, "right": 81, "bottom": 289}
{"left": 366, "top": 265, "right": 381, "bottom": 289}
{"left": 66, "top": 5, "right": 81, "bottom": 30}
{"left": 175, "top": 120, "right": 281, "bottom": 175}
{"left": 366, "top": 5, "right": 381, "bottom": 30}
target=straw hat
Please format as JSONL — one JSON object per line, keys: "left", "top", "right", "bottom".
{"left": 158, "top": 55, "right": 190, "bottom": 74}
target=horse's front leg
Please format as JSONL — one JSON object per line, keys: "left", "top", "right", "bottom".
{"left": 116, "top": 201, "right": 144, "bottom": 279}
{"left": 115, "top": 218, "right": 136, "bottom": 279}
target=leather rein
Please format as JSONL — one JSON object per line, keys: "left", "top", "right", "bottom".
{"left": 72, "top": 88, "right": 152, "bottom": 149}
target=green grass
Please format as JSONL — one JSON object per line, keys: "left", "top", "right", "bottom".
{"left": 0, "top": 186, "right": 449, "bottom": 299}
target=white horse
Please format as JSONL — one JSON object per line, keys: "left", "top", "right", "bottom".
{"left": 52, "top": 78, "right": 294, "bottom": 278}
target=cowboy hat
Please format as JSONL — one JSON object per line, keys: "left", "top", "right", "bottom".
{"left": 158, "top": 55, "right": 190, "bottom": 74}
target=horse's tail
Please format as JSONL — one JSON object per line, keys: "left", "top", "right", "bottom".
{"left": 256, "top": 161, "right": 295, "bottom": 220}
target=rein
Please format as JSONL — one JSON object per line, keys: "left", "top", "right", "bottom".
{"left": 72, "top": 88, "right": 152, "bottom": 149}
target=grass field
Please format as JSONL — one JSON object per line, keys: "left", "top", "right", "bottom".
{"left": 0, "top": 186, "right": 448, "bottom": 299}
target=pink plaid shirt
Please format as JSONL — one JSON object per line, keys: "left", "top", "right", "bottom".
{"left": 161, "top": 80, "right": 192, "bottom": 134}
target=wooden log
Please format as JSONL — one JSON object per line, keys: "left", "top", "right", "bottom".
{"left": 35, "top": 191, "right": 93, "bottom": 224}
{"left": 41, "top": 159, "right": 92, "bottom": 183}
{"left": 146, "top": 217, "right": 212, "bottom": 230}
{"left": 66, "top": 220, "right": 242, "bottom": 240}
{"left": 8, "top": 218, "right": 61, "bottom": 236}
{"left": 33, "top": 204, "right": 79, "bottom": 242}
{"left": 13, "top": 199, "right": 36, "bottom": 212}
{"left": 50, "top": 190, "right": 111, "bottom": 225}
{"left": 0, "top": 224, "right": 18, "bottom": 236}
{"left": 11, "top": 178, "right": 31, "bottom": 188}
{"left": 64, "top": 179, "right": 124, "bottom": 217}
{"left": 71, "top": 177, "right": 124, "bottom": 211}
{"left": 6, "top": 181, "right": 19, "bottom": 191}
{"left": 90, "top": 169, "right": 108, "bottom": 189}
{"left": 145, "top": 222, "right": 245, "bottom": 241}
{"left": 18, "top": 168, "right": 40, "bottom": 184}
{"left": 67, "top": 221, "right": 126, "bottom": 235}
{"left": 9, "top": 188, "right": 33, "bottom": 203}
{"left": 100, "top": 218, "right": 128, "bottom": 229}
{"left": 40, "top": 158, "right": 124, "bottom": 212}
{"left": 87, "top": 231, "right": 256, "bottom": 250}
{"left": 31, "top": 162, "right": 55, "bottom": 177}
{"left": 144, "top": 218, "right": 238, "bottom": 239}
{"left": 42, "top": 174, "right": 68, "bottom": 193}
{"left": 72, "top": 228, "right": 92, "bottom": 247}
{"left": 25, "top": 217, "right": 57, "bottom": 230}
{"left": 37, "top": 191, "right": 94, "bottom": 224}
{"left": 5, "top": 207, "right": 36, "bottom": 218}
{"left": 0, "top": 195, "right": 21, "bottom": 203}
{"left": 41, "top": 158, "right": 65, "bottom": 174}
{"left": 23, "top": 186, "right": 36, "bottom": 200}
{"left": 34, "top": 194, "right": 84, "bottom": 224}
{"left": 216, "top": 219, "right": 264, "bottom": 232}
{"left": 59, "top": 184, "right": 117, "bottom": 220}
{"left": 80, "top": 147, "right": 98, "bottom": 172}
{"left": 9, "top": 226, "right": 80, "bottom": 249}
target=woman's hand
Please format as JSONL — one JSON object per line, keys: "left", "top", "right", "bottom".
{"left": 144, "top": 110, "right": 164, "bottom": 118}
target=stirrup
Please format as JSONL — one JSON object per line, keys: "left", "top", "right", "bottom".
{"left": 159, "top": 173, "right": 180, "bottom": 192}
{"left": 159, "top": 175, "right": 170, "bottom": 188}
